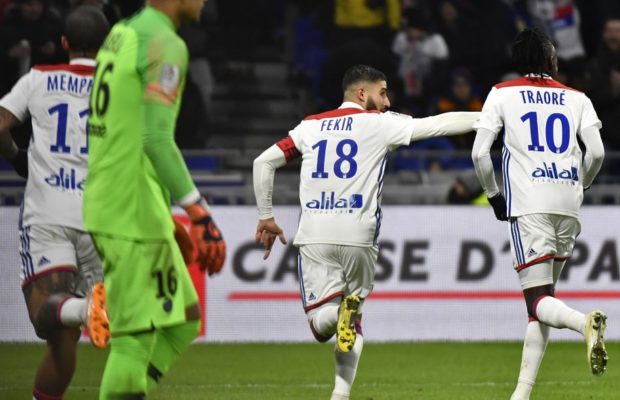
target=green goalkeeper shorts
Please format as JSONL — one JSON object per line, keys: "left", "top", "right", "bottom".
{"left": 92, "top": 233, "right": 199, "bottom": 336}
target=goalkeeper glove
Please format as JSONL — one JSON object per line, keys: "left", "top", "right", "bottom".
{"left": 9, "top": 148, "right": 28, "bottom": 178}
{"left": 173, "top": 218, "right": 194, "bottom": 265}
{"left": 185, "top": 198, "right": 226, "bottom": 275}
{"left": 488, "top": 193, "right": 508, "bottom": 221}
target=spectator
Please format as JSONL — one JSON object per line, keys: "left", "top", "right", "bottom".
{"left": 331, "top": 0, "right": 401, "bottom": 48}
{"left": 585, "top": 17, "right": 620, "bottom": 151}
{"left": 392, "top": 12, "right": 449, "bottom": 115}
{"left": 0, "top": 0, "right": 12, "bottom": 22}
{"left": 446, "top": 171, "right": 488, "bottom": 205}
{"left": 527, "top": 0, "right": 587, "bottom": 88}
{"left": 0, "top": 0, "right": 64, "bottom": 94}
{"left": 436, "top": 0, "right": 478, "bottom": 69}
{"left": 177, "top": 12, "right": 217, "bottom": 149}
{"left": 470, "top": 0, "right": 519, "bottom": 92}
{"left": 430, "top": 68, "right": 482, "bottom": 150}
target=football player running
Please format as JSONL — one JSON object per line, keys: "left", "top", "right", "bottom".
{"left": 472, "top": 28, "right": 607, "bottom": 400}
{"left": 0, "top": 6, "right": 110, "bottom": 400}
{"left": 254, "top": 64, "right": 480, "bottom": 400}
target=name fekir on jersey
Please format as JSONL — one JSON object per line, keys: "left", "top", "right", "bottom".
{"left": 0, "top": 59, "right": 95, "bottom": 230}
{"left": 473, "top": 76, "right": 602, "bottom": 218}
{"left": 285, "top": 102, "right": 416, "bottom": 247}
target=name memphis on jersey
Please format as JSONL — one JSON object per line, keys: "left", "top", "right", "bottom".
{"left": 46, "top": 73, "right": 93, "bottom": 95}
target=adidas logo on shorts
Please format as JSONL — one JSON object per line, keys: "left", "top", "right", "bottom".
{"left": 527, "top": 248, "right": 538, "bottom": 257}
{"left": 38, "top": 256, "right": 51, "bottom": 267}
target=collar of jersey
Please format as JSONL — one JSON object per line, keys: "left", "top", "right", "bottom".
{"left": 144, "top": 6, "right": 175, "bottom": 31}
{"left": 524, "top": 73, "right": 552, "bottom": 79}
{"left": 339, "top": 101, "right": 364, "bottom": 110}
{"left": 69, "top": 58, "right": 96, "bottom": 67}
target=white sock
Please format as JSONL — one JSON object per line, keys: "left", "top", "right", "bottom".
{"left": 332, "top": 333, "right": 363, "bottom": 400}
{"left": 59, "top": 297, "right": 87, "bottom": 327}
{"left": 312, "top": 302, "right": 339, "bottom": 337}
{"left": 535, "top": 296, "right": 585, "bottom": 334}
{"left": 511, "top": 321, "right": 549, "bottom": 400}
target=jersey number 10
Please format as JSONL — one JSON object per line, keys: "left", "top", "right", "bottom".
{"left": 521, "top": 111, "right": 570, "bottom": 154}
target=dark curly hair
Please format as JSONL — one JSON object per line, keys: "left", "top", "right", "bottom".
{"left": 511, "top": 28, "right": 555, "bottom": 77}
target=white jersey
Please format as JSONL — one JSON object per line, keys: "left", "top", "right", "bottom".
{"left": 0, "top": 59, "right": 95, "bottom": 230}
{"left": 287, "top": 102, "right": 415, "bottom": 247}
{"left": 473, "top": 75, "right": 601, "bottom": 218}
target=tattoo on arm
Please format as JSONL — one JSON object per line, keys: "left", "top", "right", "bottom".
{"left": 0, "top": 107, "right": 20, "bottom": 159}
{"left": 0, "top": 107, "right": 18, "bottom": 130}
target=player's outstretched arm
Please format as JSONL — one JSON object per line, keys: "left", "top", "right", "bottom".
{"left": 0, "top": 107, "right": 28, "bottom": 178}
{"left": 410, "top": 111, "right": 481, "bottom": 142}
{"left": 472, "top": 128, "right": 507, "bottom": 221}
{"left": 580, "top": 126, "right": 605, "bottom": 190}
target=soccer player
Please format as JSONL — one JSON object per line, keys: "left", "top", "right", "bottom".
{"left": 253, "top": 64, "right": 480, "bottom": 400}
{"left": 471, "top": 28, "right": 607, "bottom": 400}
{"left": 0, "top": 6, "right": 110, "bottom": 400}
{"left": 84, "top": 0, "right": 226, "bottom": 398}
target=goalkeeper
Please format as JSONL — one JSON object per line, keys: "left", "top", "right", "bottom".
{"left": 83, "top": 0, "right": 226, "bottom": 398}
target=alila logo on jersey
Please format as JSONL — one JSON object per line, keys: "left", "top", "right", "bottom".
{"left": 531, "top": 162, "right": 578, "bottom": 182}
{"left": 45, "top": 167, "right": 85, "bottom": 191}
{"left": 305, "top": 191, "right": 363, "bottom": 211}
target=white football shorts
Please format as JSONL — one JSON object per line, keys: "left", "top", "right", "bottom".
{"left": 508, "top": 214, "right": 580, "bottom": 290}
{"left": 298, "top": 243, "right": 378, "bottom": 313}
{"left": 19, "top": 224, "right": 103, "bottom": 296}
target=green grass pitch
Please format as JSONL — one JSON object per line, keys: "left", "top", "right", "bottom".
{"left": 0, "top": 342, "right": 617, "bottom": 399}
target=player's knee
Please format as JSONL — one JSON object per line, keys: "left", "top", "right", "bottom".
{"left": 308, "top": 320, "right": 333, "bottom": 343}
{"left": 31, "top": 293, "right": 70, "bottom": 339}
{"left": 523, "top": 284, "right": 554, "bottom": 317}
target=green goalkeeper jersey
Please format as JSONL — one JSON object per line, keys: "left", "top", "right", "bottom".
{"left": 84, "top": 7, "right": 199, "bottom": 240}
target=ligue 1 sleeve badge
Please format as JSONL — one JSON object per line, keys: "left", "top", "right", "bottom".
{"left": 160, "top": 64, "right": 180, "bottom": 96}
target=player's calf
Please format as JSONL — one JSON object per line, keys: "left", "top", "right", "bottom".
{"left": 523, "top": 284, "right": 554, "bottom": 319}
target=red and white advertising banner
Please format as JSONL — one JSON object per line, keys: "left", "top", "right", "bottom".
{"left": 1, "top": 206, "right": 619, "bottom": 342}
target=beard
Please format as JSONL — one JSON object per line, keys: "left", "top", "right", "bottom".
{"left": 366, "top": 97, "right": 386, "bottom": 112}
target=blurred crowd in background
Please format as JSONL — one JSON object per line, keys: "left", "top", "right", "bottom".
{"left": 2, "top": 0, "right": 620, "bottom": 204}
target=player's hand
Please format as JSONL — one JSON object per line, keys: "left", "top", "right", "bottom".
{"left": 8, "top": 148, "right": 28, "bottom": 178}
{"left": 255, "top": 218, "right": 286, "bottom": 260}
{"left": 173, "top": 218, "right": 194, "bottom": 265}
{"left": 185, "top": 201, "right": 226, "bottom": 275}
{"left": 488, "top": 193, "right": 508, "bottom": 221}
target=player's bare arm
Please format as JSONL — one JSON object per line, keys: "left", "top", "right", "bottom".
{"left": 0, "top": 106, "right": 19, "bottom": 155}
{"left": 0, "top": 106, "right": 28, "bottom": 177}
